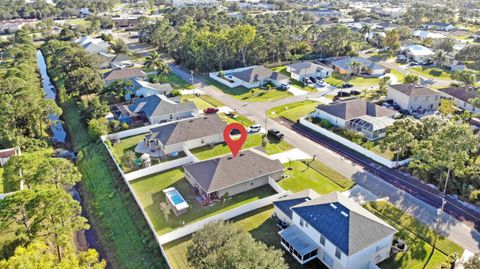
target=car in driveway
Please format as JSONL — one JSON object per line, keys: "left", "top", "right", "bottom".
{"left": 246, "top": 124, "right": 262, "bottom": 133}
{"left": 342, "top": 83, "right": 353, "bottom": 88}
{"left": 337, "top": 91, "right": 351, "bottom": 97}
{"left": 349, "top": 90, "right": 361, "bottom": 96}
{"left": 309, "top": 77, "right": 317, "bottom": 83}
{"left": 203, "top": 107, "right": 219, "bottom": 114}
{"left": 268, "top": 129, "right": 284, "bottom": 140}
{"left": 279, "top": 83, "right": 290, "bottom": 90}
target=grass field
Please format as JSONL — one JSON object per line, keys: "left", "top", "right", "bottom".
{"left": 325, "top": 75, "right": 379, "bottom": 87}
{"left": 163, "top": 206, "right": 328, "bottom": 269}
{"left": 207, "top": 78, "right": 292, "bottom": 102}
{"left": 267, "top": 100, "right": 320, "bottom": 122}
{"left": 279, "top": 161, "right": 347, "bottom": 194}
{"left": 410, "top": 67, "right": 453, "bottom": 80}
{"left": 190, "top": 133, "right": 293, "bottom": 160}
{"left": 365, "top": 201, "right": 463, "bottom": 269}
{"left": 166, "top": 73, "right": 191, "bottom": 89}
{"left": 129, "top": 169, "right": 276, "bottom": 235}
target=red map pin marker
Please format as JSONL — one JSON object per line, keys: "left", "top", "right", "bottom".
{"left": 223, "top": 122, "right": 247, "bottom": 157}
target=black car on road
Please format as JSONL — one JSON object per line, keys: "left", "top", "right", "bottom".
{"left": 268, "top": 129, "right": 284, "bottom": 140}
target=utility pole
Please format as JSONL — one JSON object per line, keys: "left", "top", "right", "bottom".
{"left": 431, "top": 170, "right": 452, "bottom": 258}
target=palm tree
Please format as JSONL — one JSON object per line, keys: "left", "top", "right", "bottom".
{"left": 144, "top": 51, "right": 170, "bottom": 77}
{"left": 360, "top": 25, "right": 372, "bottom": 36}
{"left": 348, "top": 61, "right": 363, "bottom": 76}
{"left": 433, "top": 50, "right": 447, "bottom": 68}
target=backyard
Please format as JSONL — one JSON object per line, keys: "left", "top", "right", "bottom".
{"left": 163, "top": 206, "right": 328, "bottom": 269}
{"left": 410, "top": 66, "right": 453, "bottom": 80}
{"left": 207, "top": 78, "right": 292, "bottom": 102}
{"left": 189, "top": 133, "right": 293, "bottom": 160}
{"left": 129, "top": 169, "right": 277, "bottom": 235}
{"left": 278, "top": 161, "right": 351, "bottom": 194}
{"left": 267, "top": 100, "right": 320, "bottom": 122}
{"left": 364, "top": 201, "right": 463, "bottom": 269}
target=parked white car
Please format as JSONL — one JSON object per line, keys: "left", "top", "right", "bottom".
{"left": 246, "top": 124, "right": 262, "bottom": 133}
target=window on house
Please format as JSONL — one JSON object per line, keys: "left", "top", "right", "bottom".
{"left": 335, "top": 248, "right": 342, "bottom": 259}
{"left": 300, "top": 219, "right": 304, "bottom": 227}
{"left": 320, "top": 235, "right": 326, "bottom": 246}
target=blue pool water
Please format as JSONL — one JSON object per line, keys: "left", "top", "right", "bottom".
{"left": 170, "top": 193, "right": 185, "bottom": 205}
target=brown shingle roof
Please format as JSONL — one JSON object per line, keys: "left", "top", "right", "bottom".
{"left": 439, "top": 87, "right": 479, "bottom": 103}
{"left": 183, "top": 150, "right": 283, "bottom": 194}
{"left": 389, "top": 84, "right": 439, "bottom": 96}
{"left": 146, "top": 115, "right": 226, "bottom": 146}
{"left": 316, "top": 99, "right": 397, "bottom": 120}
{"left": 0, "top": 148, "right": 17, "bottom": 159}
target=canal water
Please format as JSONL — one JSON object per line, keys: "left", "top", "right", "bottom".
{"left": 36, "top": 50, "right": 103, "bottom": 258}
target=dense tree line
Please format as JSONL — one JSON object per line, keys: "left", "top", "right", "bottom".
{"left": 0, "top": 31, "right": 61, "bottom": 151}
{"left": 382, "top": 116, "right": 480, "bottom": 203}
{"left": 139, "top": 8, "right": 365, "bottom": 72}
{"left": 0, "top": 0, "right": 118, "bottom": 20}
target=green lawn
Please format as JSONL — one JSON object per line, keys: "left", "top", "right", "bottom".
{"left": 166, "top": 73, "right": 191, "bottom": 89}
{"left": 279, "top": 161, "right": 347, "bottom": 194}
{"left": 410, "top": 67, "right": 453, "bottom": 80}
{"left": 325, "top": 75, "right": 380, "bottom": 87}
{"left": 207, "top": 78, "right": 292, "bottom": 102}
{"left": 129, "top": 169, "right": 276, "bottom": 235}
{"left": 365, "top": 201, "right": 463, "bottom": 269}
{"left": 267, "top": 100, "right": 320, "bottom": 122}
{"left": 324, "top": 76, "right": 344, "bottom": 87}
{"left": 0, "top": 167, "right": 3, "bottom": 193}
{"left": 78, "top": 144, "right": 165, "bottom": 269}
{"left": 163, "top": 206, "right": 327, "bottom": 269}
{"left": 306, "top": 160, "right": 354, "bottom": 189}
{"left": 190, "top": 133, "right": 293, "bottom": 160}
{"left": 181, "top": 95, "right": 212, "bottom": 110}
{"left": 390, "top": 69, "right": 406, "bottom": 82}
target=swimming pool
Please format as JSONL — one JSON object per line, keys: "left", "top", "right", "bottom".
{"left": 163, "top": 187, "right": 189, "bottom": 215}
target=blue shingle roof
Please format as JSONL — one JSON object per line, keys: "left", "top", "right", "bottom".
{"left": 274, "top": 198, "right": 311, "bottom": 219}
{"left": 292, "top": 202, "right": 350, "bottom": 254}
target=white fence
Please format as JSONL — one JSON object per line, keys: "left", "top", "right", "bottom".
{"left": 268, "top": 176, "right": 286, "bottom": 193}
{"left": 157, "top": 191, "right": 287, "bottom": 245}
{"left": 299, "top": 116, "right": 410, "bottom": 168}
{"left": 124, "top": 155, "right": 195, "bottom": 181}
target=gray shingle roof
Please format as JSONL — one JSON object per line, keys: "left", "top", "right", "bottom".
{"left": 439, "top": 87, "right": 479, "bottom": 103}
{"left": 146, "top": 114, "right": 225, "bottom": 146}
{"left": 287, "top": 62, "right": 332, "bottom": 76}
{"left": 389, "top": 84, "right": 439, "bottom": 97}
{"left": 103, "top": 68, "right": 146, "bottom": 81}
{"left": 183, "top": 149, "right": 283, "bottom": 193}
{"left": 274, "top": 189, "right": 320, "bottom": 219}
{"left": 291, "top": 192, "right": 397, "bottom": 256}
{"left": 129, "top": 94, "right": 196, "bottom": 118}
{"left": 332, "top": 57, "right": 385, "bottom": 71}
{"left": 316, "top": 99, "right": 397, "bottom": 120}
{"left": 232, "top": 66, "right": 289, "bottom": 84}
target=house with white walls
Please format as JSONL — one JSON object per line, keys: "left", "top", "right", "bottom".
{"left": 286, "top": 62, "right": 332, "bottom": 82}
{"left": 275, "top": 191, "right": 397, "bottom": 269}
{"left": 438, "top": 86, "right": 480, "bottom": 113}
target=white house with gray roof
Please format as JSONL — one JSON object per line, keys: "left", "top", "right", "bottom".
{"left": 387, "top": 84, "right": 441, "bottom": 113}
{"left": 138, "top": 115, "right": 226, "bottom": 156}
{"left": 125, "top": 79, "right": 174, "bottom": 100}
{"left": 286, "top": 62, "right": 332, "bottom": 81}
{"left": 211, "top": 65, "right": 289, "bottom": 89}
{"left": 275, "top": 191, "right": 397, "bottom": 268}
{"left": 183, "top": 149, "right": 283, "bottom": 203}
{"left": 330, "top": 57, "right": 386, "bottom": 77}
{"left": 313, "top": 99, "right": 398, "bottom": 140}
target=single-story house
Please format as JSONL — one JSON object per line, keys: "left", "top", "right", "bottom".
{"left": 126, "top": 79, "right": 174, "bottom": 100}
{"left": 74, "top": 36, "right": 110, "bottom": 55}
{"left": 139, "top": 114, "right": 225, "bottom": 156}
{"left": 219, "top": 66, "right": 289, "bottom": 89}
{"left": 110, "top": 54, "right": 133, "bottom": 69}
{"left": 275, "top": 191, "right": 397, "bottom": 268}
{"left": 330, "top": 57, "right": 386, "bottom": 77}
{"left": 171, "top": 0, "right": 218, "bottom": 7}
{"left": 387, "top": 84, "right": 441, "bottom": 113}
{"left": 113, "top": 94, "right": 197, "bottom": 125}
{"left": 183, "top": 149, "right": 283, "bottom": 203}
{"left": 402, "top": 45, "right": 434, "bottom": 63}
{"left": 103, "top": 68, "right": 147, "bottom": 84}
{"left": 286, "top": 62, "right": 332, "bottom": 81}
{"left": 438, "top": 87, "right": 480, "bottom": 113}
{"left": 313, "top": 99, "right": 398, "bottom": 140}
{"left": 412, "top": 30, "right": 446, "bottom": 40}
{"left": 371, "top": 7, "right": 404, "bottom": 18}
{"left": 422, "top": 22, "right": 456, "bottom": 31}
{"left": 0, "top": 147, "right": 21, "bottom": 166}
{"left": 112, "top": 17, "right": 139, "bottom": 29}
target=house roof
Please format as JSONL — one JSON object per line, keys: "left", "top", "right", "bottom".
{"left": 331, "top": 57, "right": 385, "bottom": 71}
{"left": 132, "top": 79, "right": 173, "bottom": 93}
{"left": 438, "top": 87, "right": 479, "bottom": 104}
{"left": 183, "top": 149, "right": 283, "bottom": 194}
{"left": 278, "top": 225, "right": 319, "bottom": 256}
{"left": 147, "top": 114, "right": 225, "bottom": 146}
{"left": 274, "top": 189, "right": 320, "bottom": 219}
{"left": 287, "top": 62, "right": 332, "bottom": 76}
{"left": 232, "top": 66, "right": 288, "bottom": 84}
{"left": 425, "top": 22, "right": 453, "bottom": 27}
{"left": 291, "top": 192, "right": 397, "bottom": 256}
{"left": 403, "top": 44, "right": 434, "bottom": 56}
{"left": 129, "top": 94, "right": 196, "bottom": 118}
{"left": 412, "top": 30, "right": 446, "bottom": 39}
{"left": 104, "top": 68, "right": 146, "bottom": 81}
{"left": 316, "top": 99, "right": 397, "bottom": 121}
{"left": 0, "top": 148, "right": 18, "bottom": 159}
{"left": 389, "top": 84, "right": 439, "bottom": 97}
{"left": 112, "top": 54, "right": 130, "bottom": 63}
